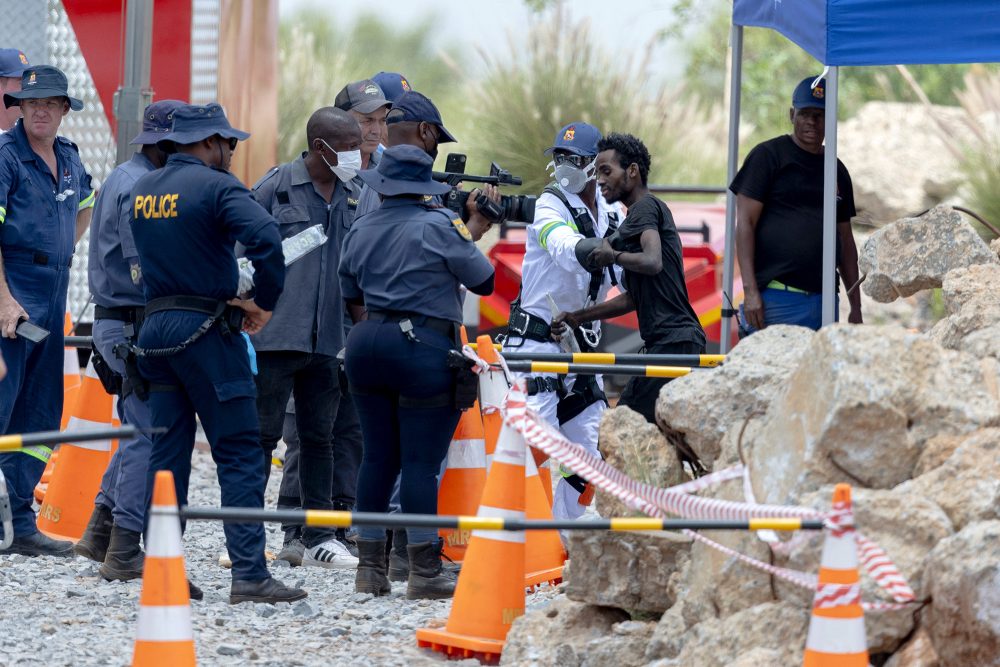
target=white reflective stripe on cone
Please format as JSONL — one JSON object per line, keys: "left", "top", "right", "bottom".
{"left": 805, "top": 615, "right": 868, "bottom": 654}
{"left": 492, "top": 425, "right": 525, "bottom": 466}
{"left": 135, "top": 605, "right": 193, "bottom": 641}
{"left": 63, "top": 416, "right": 112, "bottom": 451}
{"left": 445, "top": 438, "right": 486, "bottom": 469}
{"left": 83, "top": 360, "right": 101, "bottom": 380}
{"left": 472, "top": 504, "right": 526, "bottom": 543}
{"left": 145, "top": 510, "right": 185, "bottom": 558}
{"left": 63, "top": 349, "right": 79, "bottom": 375}
{"left": 820, "top": 531, "right": 859, "bottom": 570}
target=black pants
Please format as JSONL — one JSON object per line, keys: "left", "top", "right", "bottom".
{"left": 255, "top": 350, "right": 340, "bottom": 548}
{"left": 618, "top": 340, "right": 705, "bottom": 424}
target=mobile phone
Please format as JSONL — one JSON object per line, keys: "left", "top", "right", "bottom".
{"left": 445, "top": 153, "right": 467, "bottom": 175}
{"left": 15, "top": 320, "right": 50, "bottom": 343}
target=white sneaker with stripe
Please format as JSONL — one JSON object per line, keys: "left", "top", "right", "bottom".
{"left": 302, "top": 538, "right": 359, "bottom": 570}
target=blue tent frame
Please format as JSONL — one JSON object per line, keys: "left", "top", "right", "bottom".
{"left": 720, "top": 1, "right": 1000, "bottom": 351}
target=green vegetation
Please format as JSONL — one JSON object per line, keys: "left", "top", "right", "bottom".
{"left": 954, "top": 68, "right": 1000, "bottom": 237}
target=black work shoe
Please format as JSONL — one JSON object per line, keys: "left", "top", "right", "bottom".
{"left": 406, "top": 539, "right": 457, "bottom": 600}
{"left": 99, "top": 525, "right": 145, "bottom": 581}
{"left": 355, "top": 538, "right": 391, "bottom": 596}
{"left": 74, "top": 504, "right": 114, "bottom": 562}
{"left": 388, "top": 529, "right": 409, "bottom": 582}
{"left": 188, "top": 580, "right": 204, "bottom": 601}
{"left": 230, "top": 577, "right": 307, "bottom": 605}
{"left": 8, "top": 531, "right": 75, "bottom": 557}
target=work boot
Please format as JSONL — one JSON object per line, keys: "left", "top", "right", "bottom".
{"left": 7, "top": 531, "right": 75, "bottom": 557}
{"left": 188, "top": 580, "right": 204, "bottom": 602}
{"left": 230, "top": 577, "right": 307, "bottom": 605}
{"left": 99, "top": 525, "right": 145, "bottom": 581}
{"left": 355, "top": 538, "right": 391, "bottom": 596}
{"left": 387, "top": 529, "right": 409, "bottom": 582}
{"left": 406, "top": 539, "right": 457, "bottom": 600}
{"left": 74, "top": 504, "right": 114, "bottom": 562}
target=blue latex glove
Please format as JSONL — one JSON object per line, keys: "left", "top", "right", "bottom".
{"left": 241, "top": 332, "right": 258, "bottom": 375}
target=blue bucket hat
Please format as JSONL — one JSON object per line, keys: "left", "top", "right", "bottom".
{"left": 792, "top": 76, "right": 826, "bottom": 110}
{"left": 386, "top": 91, "right": 457, "bottom": 143}
{"left": 0, "top": 49, "right": 29, "bottom": 79}
{"left": 358, "top": 144, "right": 451, "bottom": 197}
{"left": 158, "top": 103, "right": 250, "bottom": 146}
{"left": 544, "top": 122, "right": 601, "bottom": 157}
{"left": 371, "top": 71, "right": 412, "bottom": 104}
{"left": 130, "top": 99, "right": 186, "bottom": 145}
{"left": 4, "top": 65, "right": 83, "bottom": 111}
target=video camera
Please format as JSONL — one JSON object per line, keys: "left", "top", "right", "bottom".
{"left": 433, "top": 153, "right": 536, "bottom": 225}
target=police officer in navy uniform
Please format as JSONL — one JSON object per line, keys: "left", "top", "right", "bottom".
{"left": 74, "top": 100, "right": 188, "bottom": 584}
{"left": 130, "top": 103, "right": 304, "bottom": 604}
{"left": 0, "top": 65, "right": 95, "bottom": 557}
{"left": 340, "top": 144, "right": 496, "bottom": 600}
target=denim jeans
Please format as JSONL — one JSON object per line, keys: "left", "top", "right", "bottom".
{"left": 739, "top": 287, "right": 839, "bottom": 333}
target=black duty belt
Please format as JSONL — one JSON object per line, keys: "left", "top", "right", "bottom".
{"left": 367, "top": 310, "right": 457, "bottom": 338}
{"left": 94, "top": 305, "right": 144, "bottom": 323}
{"left": 145, "top": 295, "right": 226, "bottom": 318}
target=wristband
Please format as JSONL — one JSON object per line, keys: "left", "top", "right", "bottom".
{"left": 613, "top": 251, "right": 623, "bottom": 264}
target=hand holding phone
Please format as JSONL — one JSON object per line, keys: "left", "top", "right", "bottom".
{"left": 15, "top": 320, "right": 50, "bottom": 343}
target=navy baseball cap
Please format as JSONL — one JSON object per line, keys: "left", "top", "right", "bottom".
{"left": 130, "top": 99, "right": 186, "bottom": 145}
{"left": 158, "top": 103, "right": 249, "bottom": 146}
{"left": 4, "top": 65, "right": 83, "bottom": 111}
{"left": 792, "top": 76, "right": 826, "bottom": 109}
{"left": 544, "top": 122, "right": 601, "bottom": 157}
{"left": 386, "top": 91, "right": 456, "bottom": 143}
{"left": 335, "top": 79, "right": 391, "bottom": 114}
{"left": 0, "top": 49, "right": 29, "bottom": 78}
{"left": 371, "top": 71, "right": 411, "bottom": 103}
{"left": 358, "top": 144, "right": 451, "bottom": 197}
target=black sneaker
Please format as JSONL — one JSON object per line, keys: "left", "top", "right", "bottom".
{"left": 188, "top": 580, "right": 204, "bottom": 602}
{"left": 7, "top": 532, "right": 75, "bottom": 557}
{"left": 230, "top": 577, "right": 307, "bottom": 605}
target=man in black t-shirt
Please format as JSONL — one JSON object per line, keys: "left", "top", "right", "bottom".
{"left": 553, "top": 133, "right": 706, "bottom": 424}
{"left": 730, "top": 75, "right": 862, "bottom": 332}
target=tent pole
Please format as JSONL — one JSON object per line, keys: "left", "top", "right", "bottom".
{"left": 720, "top": 23, "right": 743, "bottom": 353}
{"left": 821, "top": 67, "right": 838, "bottom": 326}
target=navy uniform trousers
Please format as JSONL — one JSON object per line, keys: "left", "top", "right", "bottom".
{"left": 0, "top": 258, "right": 70, "bottom": 536}
{"left": 138, "top": 310, "right": 268, "bottom": 581}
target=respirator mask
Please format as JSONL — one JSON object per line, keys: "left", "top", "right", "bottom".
{"left": 547, "top": 153, "right": 596, "bottom": 194}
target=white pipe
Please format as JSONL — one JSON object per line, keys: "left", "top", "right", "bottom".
{"left": 720, "top": 24, "right": 744, "bottom": 353}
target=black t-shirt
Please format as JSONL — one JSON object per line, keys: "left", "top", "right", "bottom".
{"left": 613, "top": 194, "right": 706, "bottom": 348}
{"left": 729, "top": 135, "right": 856, "bottom": 294}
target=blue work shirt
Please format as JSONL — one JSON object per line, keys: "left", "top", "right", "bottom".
{"left": 339, "top": 198, "right": 494, "bottom": 323}
{"left": 250, "top": 155, "right": 348, "bottom": 356}
{"left": 130, "top": 153, "right": 285, "bottom": 311}
{"left": 0, "top": 119, "right": 94, "bottom": 269}
{"left": 88, "top": 151, "right": 156, "bottom": 308}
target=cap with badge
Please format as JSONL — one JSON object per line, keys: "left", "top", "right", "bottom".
{"left": 792, "top": 76, "right": 826, "bottom": 110}
{"left": 157, "top": 103, "right": 249, "bottom": 147}
{"left": 334, "top": 79, "right": 391, "bottom": 114}
{"left": 371, "top": 71, "right": 412, "bottom": 104}
{"left": 0, "top": 48, "right": 29, "bottom": 79}
{"left": 544, "top": 122, "right": 601, "bottom": 157}
{"left": 386, "top": 91, "right": 457, "bottom": 143}
{"left": 358, "top": 144, "right": 451, "bottom": 197}
{"left": 130, "top": 99, "right": 186, "bottom": 145}
{"left": 4, "top": 64, "right": 83, "bottom": 111}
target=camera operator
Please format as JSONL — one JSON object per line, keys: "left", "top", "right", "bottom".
{"left": 503, "top": 122, "right": 625, "bottom": 522}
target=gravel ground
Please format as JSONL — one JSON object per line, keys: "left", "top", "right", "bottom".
{"left": 0, "top": 447, "right": 562, "bottom": 666}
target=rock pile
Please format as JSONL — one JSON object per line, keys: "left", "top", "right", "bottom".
{"left": 502, "top": 210, "right": 1000, "bottom": 666}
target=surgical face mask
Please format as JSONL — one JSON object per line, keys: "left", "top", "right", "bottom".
{"left": 320, "top": 139, "right": 362, "bottom": 182}
{"left": 548, "top": 156, "right": 596, "bottom": 194}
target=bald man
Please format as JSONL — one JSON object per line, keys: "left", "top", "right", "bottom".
{"left": 250, "top": 107, "right": 363, "bottom": 570}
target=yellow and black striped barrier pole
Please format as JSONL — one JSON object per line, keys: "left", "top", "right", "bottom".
{"left": 474, "top": 346, "right": 725, "bottom": 368}
{"left": 178, "top": 506, "right": 822, "bottom": 532}
{"left": 0, "top": 425, "right": 139, "bottom": 452}
{"left": 503, "top": 360, "right": 694, "bottom": 378}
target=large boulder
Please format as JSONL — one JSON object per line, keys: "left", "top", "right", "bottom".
{"left": 656, "top": 325, "right": 814, "bottom": 468}
{"left": 897, "top": 428, "right": 1000, "bottom": 531}
{"left": 923, "top": 521, "right": 1000, "bottom": 667}
{"left": 564, "top": 530, "right": 690, "bottom": 613}
{"left": 499, "top": 597, "right": 637, "bottom": 667}
{"left": 596, "top": 405, "right": 688, "bottom": 519}
{"left": 747, "top": 325, "right": 1000, "bottom": 506}
{"left": 929, "top": 263, "right": 1000, "bottom": 359}
{"left": 859, "top": 206, "right": 997, "bottom": 303}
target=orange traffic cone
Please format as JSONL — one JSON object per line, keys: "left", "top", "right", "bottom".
{"left": 438, "top": 403, "right": 488, "bottom": 562}
{"left": 524, "top": 446, "right": 565, "bottom": 589}
{"left": 35, "top": 314, "right": 81, "bottom": 504}
{"left": 417, "top": 420, "right": 527, "bottom": 664}
{"left": 802, "top": 484, "right": 869, "bottom": 667}
{"left": 476, "top": 335, "right": 507, "bottom": 467}
{"left": 529, "top": 448, "right": 554, "bottom": 508}
{"left": 133, "top": 470, "right": 196, "bottom": 666}
{"left": 37, "top": 359, "right": 119, "bottom": 541}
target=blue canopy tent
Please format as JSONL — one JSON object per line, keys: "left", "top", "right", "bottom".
{"left": 720, "top": 0, "right": 1000, "bottom": 351}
